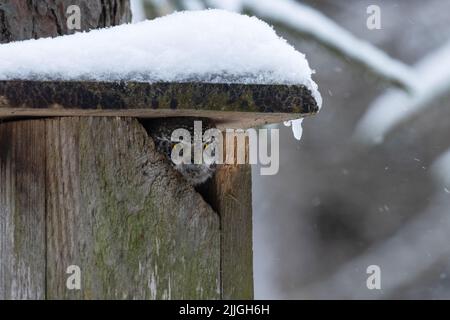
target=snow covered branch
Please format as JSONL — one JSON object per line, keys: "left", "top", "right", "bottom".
{"left": 432, "top": 149, "right": 450, "bottom": 192}
{"left": 355, "top": 41, "right": 450, "bottom": 145}
{"left": 131, "top": 0, "right": 147, "bottom": 22}
{"left": 182, "top": 0, "right": 206, "bottom": 10}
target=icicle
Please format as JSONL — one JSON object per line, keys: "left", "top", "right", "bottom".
{"left": 284, "top": 118, "right": 304, "bottom": 141}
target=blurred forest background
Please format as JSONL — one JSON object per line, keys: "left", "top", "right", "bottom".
{"left": 131, "top": 0, "right": 450, "bottom": 299}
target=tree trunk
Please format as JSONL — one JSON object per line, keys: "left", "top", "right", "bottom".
{"left": 0, "top": 0, "right": 131, "bottom": 43}
{"left": 0, "top": 0, "right": 253, "bottom": 299}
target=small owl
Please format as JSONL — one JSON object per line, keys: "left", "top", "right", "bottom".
{"left": 143, "top": 117, "right": 217, "bottom": 186}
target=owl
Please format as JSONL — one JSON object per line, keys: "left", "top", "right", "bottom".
{"left": 143, "top": 117, "right": 218, "bottom": 185}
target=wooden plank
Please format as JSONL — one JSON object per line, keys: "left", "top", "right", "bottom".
{"left": 201, "top": 164, "right": 254, "bottom": 299}
{"left": 45, "top": 117, "right": 221, "bottom": 299}
{"left": 0, "top": 108, "right": 305, "bottom": 131}
{"left": 0, "top": 120, "right": 46, "bottom": 299}
{"left": 0, "top": 81, "right": 319, "bottom": 127}
{"left": 217, "top": 165, "right": 254, "bottom": 300}
{"left": 200, "top": 130, "right": 253, "bottom": 299}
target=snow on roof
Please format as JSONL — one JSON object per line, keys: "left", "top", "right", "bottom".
{"left": 241, "top": 0, "right": 417, "bottom": 91}
{"left": 0, "top": 9, "right": 321, "bottom": 107}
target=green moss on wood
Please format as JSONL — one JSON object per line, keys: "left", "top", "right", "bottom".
{"left": 44, "top": 117, "right": 221, "bottom": 299}
{"left": 0, "top": 80, "right": 319, "bottom": 116}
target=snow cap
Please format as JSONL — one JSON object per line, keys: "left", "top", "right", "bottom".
{"left": 0, "top": 9, "right": 321, "bottom": 107}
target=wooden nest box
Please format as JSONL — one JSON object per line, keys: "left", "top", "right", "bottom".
{"left": 0, "top": 0, "right": 319, "bottom": 300}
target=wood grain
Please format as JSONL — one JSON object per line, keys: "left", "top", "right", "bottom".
{"left": 0, "top": 117, "right": 223, "bottom": 299}
{"left": 0, "top": 108, "right": 305, "bottom": 131}
{"left": 0, "top": 120, "right": 46, "bottom": 299}
{"left": 199, "top": 132, "right": 254, "bottom": 299}
{"left": 0, "top": 81, "right": 319, "bottom": 128}
{"left": 44, "top": 117, "right": 221, "bottom": 299}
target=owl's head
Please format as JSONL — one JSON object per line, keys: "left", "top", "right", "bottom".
{"left": 142, "top": 117, "right": 218, "bottom": 185}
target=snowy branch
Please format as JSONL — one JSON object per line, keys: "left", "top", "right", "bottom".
{"left": 432, "top": 149, "right": 450, "bottom": 192}
{"left": 182, "top": 0, "right": 206, "bottom": 10}
{"left": 355, "top": 41, "right": 450, "bottom": 145}
{"left": 130, "top": 0, "right": 147, "bottom": 22}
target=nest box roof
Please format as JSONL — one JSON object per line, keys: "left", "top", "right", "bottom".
{"left": 0, "top": 10, "right": 322, "bottom": 128}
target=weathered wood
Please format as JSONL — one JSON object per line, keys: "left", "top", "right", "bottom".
{"left": 44, "top": 117, "right": 220, "bottom": 299}
{"left": 0, "top": 108, "right": 305, "bottom": 131}
{"left": 0, "top": 0, "right": 256, "bottom": 300}
{"left": 0, "top": 120, "right": 46, "bottom": 299}
{"left": 0, "top": 117, "right": 222, "bottom": 299}
{"left": 0, "top": 81, "right": 319, "bottom": 128}
{"left": 212, "top": 165, "right": 254, "bottom": 300}
{"left": 199, "top": 134, "right": 254, "bottom": 299}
